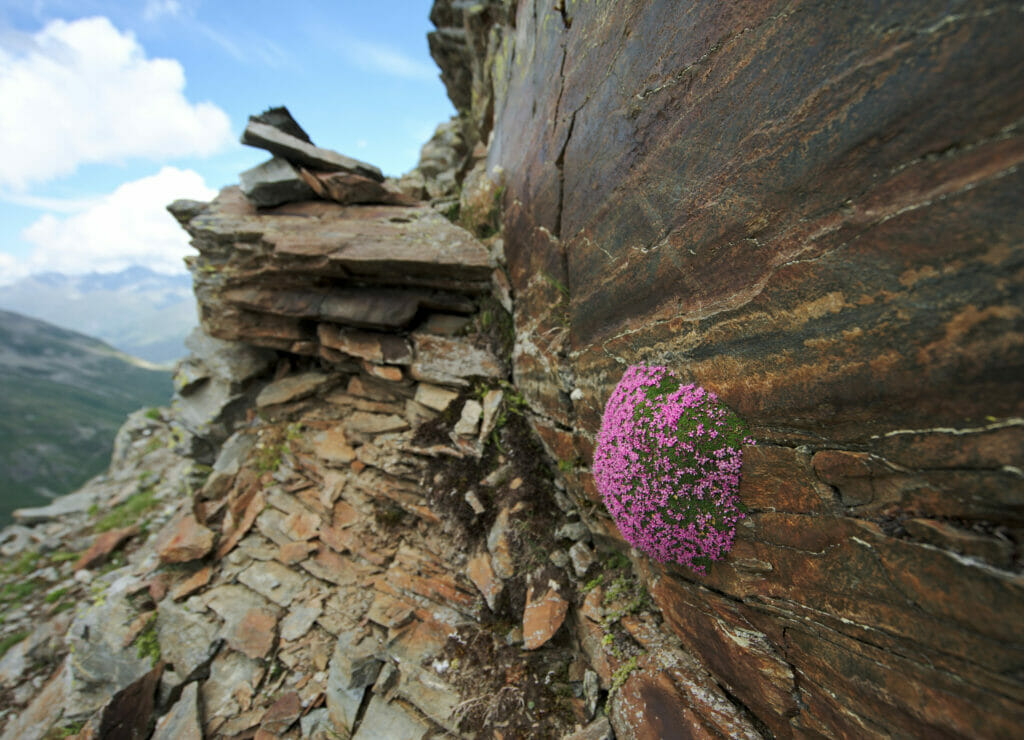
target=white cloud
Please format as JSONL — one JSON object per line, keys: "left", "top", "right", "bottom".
{"left": 0, "top": 16, "right": 233, "bottom": 189}
{"left": 0, "top": 191, "right": 102, "bottom": 213}
{"left": 143, "top": 0, "right": 183, "bottom": 22}
{"left": 9, "top": 166, "right": 216, "bottom": 281}
{"left": 343, "top": 39, "right": 437, "bottom": 81}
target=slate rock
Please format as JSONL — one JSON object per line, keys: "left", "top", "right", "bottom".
{"left": 564, "top": 716, "right": 613, "bottom": 740}
{"left": 156, "top": 514, "right": 215, "bottom": 564}
{"left": 414, "top": 383, "right": 459, "bottom": 412}
{"left": 453, "top": 399, "right": 483, "bottom": 436}
{"left": 155, "top": 599, "right": 219, "bottom": 678}
{"left": 237, "top": 561, "right": 306, "bottom": 608}
{"left": 569, "top": 542, "right": 597, "bottom": 578}
{"left": 66, "top": 581, "right": 157, "bottom": 716}
{"left": 13, "top": 486, "right": 103, "bottom": 525}
{"left": 352, "top": 695, "right": 431, "bottom": 740}
{"left": 241, "top": 119, "right": 384, "bottom": 182}
{"left": 523, "top": 582, "right": 569, "bottom": 650}
{"left": 97, "top": 662, "right": 163, "bottom": 740}
{"left": 259, "top": 690, "right": 301, "bottom": 735}
{"left": 410, "top": 333, "right": 504, "bottom": 386}
{"left": 183, "top": 327, "right": 275, "bottom": 386}
{"left": 255, "top": 371, "right": 330, "bottom": 407}
{"left": 318, "top": 324, "right": 413, "bottom": 365}
{"left": 467, "top": 551, "right": 502, "bottom": 611}
{"left": 300, "top": 167, "right": 418, "bottom": 206}
{"left": 152, "top": 681, "right": 202, "bottom": 740}
{"left": 249, "top": 106, "right": 312, "bottom": 143}
{"left": 240, "top": 157, "right": 316, "bottom": 208}
{"left": 74, "top": 525, "right": 139, "bottom": 571}
{"left": 0, "top": 658, "right": 72, "bottom": 740}
{"left": 330, "top": 629, "right": 383, "bottom": 691}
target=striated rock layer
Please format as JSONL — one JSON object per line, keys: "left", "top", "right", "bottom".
{"left": 1, "top": 3, "right": 1022, "bottom": 739}
{"left": 426, "top": 0, "right": 1024, "bottom": 736}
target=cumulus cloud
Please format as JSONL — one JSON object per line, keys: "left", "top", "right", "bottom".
{"left": 9, "top": 166, "right": 216, "bottom": 281}
{"left": 0, "top": 16, "right": 232, "bottom": 189}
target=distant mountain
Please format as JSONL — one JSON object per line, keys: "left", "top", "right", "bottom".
{"left": 0, "top": 310, "right": 173, "bottom": 526}
{"left": 0, "top": 266, "right": 197, "bottom": 365}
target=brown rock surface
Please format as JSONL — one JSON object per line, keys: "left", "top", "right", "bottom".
{"left": 73, "top": 525, "right": 139, "bottom": 571}
{"left": 300, "top": 168, "right": 417, "bottom": 206}
{"left": 156, "top": 514, "right": 215, "bottom": 564}
{"left": 522, "top": 582, "right": 569, "bottom": 650}
{"left": 419, "top": 0, "right": 1024, "bottom": 736}
{"left": 241, "top": 119, "right": 384, "bottom": 181}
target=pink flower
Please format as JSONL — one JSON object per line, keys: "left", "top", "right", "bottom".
{"left": 592, "top": 366, "right": 753, "bottom": 575}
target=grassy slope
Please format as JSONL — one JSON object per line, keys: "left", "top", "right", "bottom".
{"left": 0, "top": 310, "right": 172, "bottom": 525}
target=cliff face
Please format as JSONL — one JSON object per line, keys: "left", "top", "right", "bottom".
{"left": 436, "top": 0, "right": 1024, "bottom": 736}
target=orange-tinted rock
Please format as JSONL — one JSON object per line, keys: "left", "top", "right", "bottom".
{"left": 523, "top": 583, "right": 569, "bottom": 650}
{"left": 278, "top": 540, "right": 318, "bottom": 565}
{"left": 317, "top": 324, "right": 413, "bottom": 365}
{"left": 282, "top": 510, "right": 321, "bottom": 541}
{"left": 299, "top": 168, "right": 417, "bottom": 206}
{"left": 259, "top": 690, "right": 301, "bottom": 735}
{"left": 228, "top": 608, "right": 278, "bottom": 660}
{"left": 157, "top": 514, "right": 215, "bottom": 564}
{"left": 486, "top": 507, "right": 515, "bottom": 579}
{"left": 466, "top": 552, "right": 502, "bottom": 611}
{"left": 216, "top": 490, "right": 265, "bottom": 558}
{"left": 360, "top": 360, "right": 403, "bottom": 382}
{"left": 171, "top": 566, "right": 213, "bottom": 601}
{"left": 313, "top": 427, "right": 357, "bottom": 465}
{"left": 73, "top": 525, "right": 139, "bottom": 571}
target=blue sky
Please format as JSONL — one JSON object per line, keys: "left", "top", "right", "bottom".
{"left": 0, "top": 0, "right": 453, "bottom": 282}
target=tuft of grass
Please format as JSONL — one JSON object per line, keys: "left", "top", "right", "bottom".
{"left": 1, "top": 549, "right": 41, "bottom": 576}
{"left": 134, "top": 614, "right": 161, "bottom": 666}
{"left": 44, "top": 586, "right": 69, "bottom": 604}
{"left": 0, "top": 580, "right": 37, "bottom": 605}
{"left": 94, "top": 486, "right": 157, "bottom": 533}
{"left": 48, "top": 550, "right": 80, "bottom": 564}
{"left": 44, "top": 720, "right": 86, "bottom": 739}
{"left": 143, "top": 407, "right": 161, "bottom": 421}
{"left": 0, "top": 630, "right": 29, "bottom": 660}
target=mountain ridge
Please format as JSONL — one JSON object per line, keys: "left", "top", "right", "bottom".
{"left": 0, "top": 266, "right": 196, "bottom": 365}
{"left": 0, "top": 309, "right": 172, "bottom": 525}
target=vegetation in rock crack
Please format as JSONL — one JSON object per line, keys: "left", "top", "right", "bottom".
{"left": 0, "top": 631, "right": 29, "bottom": 660}
{"left": 593, "top": 365, "right": 754, "bottom": 574}
{"left": 610, "top": 654, "right": 643, "bottom": 694}
{"left": 134, "top": 613, "right": 161, "bottom": 666}
{"left": 93, "top": 486, "right": 157, "bottom": 532}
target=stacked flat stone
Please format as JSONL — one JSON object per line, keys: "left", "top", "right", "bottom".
{"left": 237, "top": 106, "right": 413, "bottom": 208}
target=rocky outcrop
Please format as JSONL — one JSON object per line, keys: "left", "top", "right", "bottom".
{"left": 3, "top": 112, "right": 707, "bottom": 738}
{"left": 1, "top": 3, "right": 1021, "bottom": 739}
{"left": 428, "top": 0, "right": 1024, "bottom": 737}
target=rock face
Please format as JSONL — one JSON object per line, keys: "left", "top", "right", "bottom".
{"left": 1, "top": 4, "right": 1021, "bottom": 739}
{"left": 427, "top": 0, "right": 1024, "bottom": 737}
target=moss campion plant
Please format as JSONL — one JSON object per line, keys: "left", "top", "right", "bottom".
{"left": 593, "top": 365, "right": 754, "bottom": 574}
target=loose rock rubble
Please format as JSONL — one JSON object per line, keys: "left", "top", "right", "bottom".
{"left": 0, "top": 108, "right": 758, "bottom": 740}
